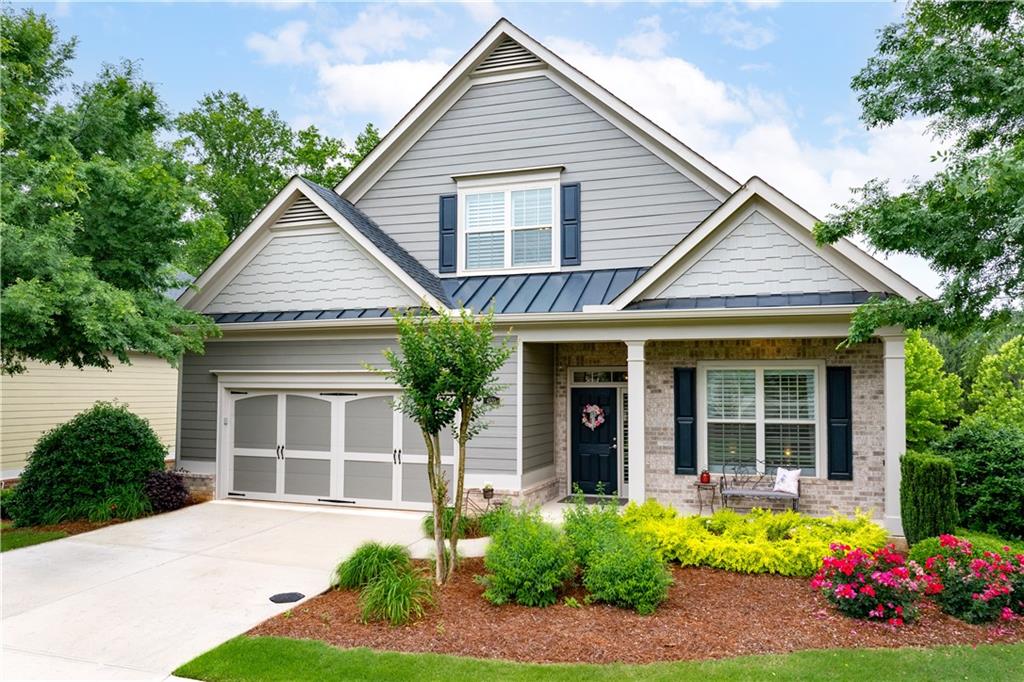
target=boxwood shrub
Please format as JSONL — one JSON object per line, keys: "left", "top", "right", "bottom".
{"left": 478, "top": 509, "right": 574, "bottom": 607}
{"left": 583, "top": 532, "right": 673, "bottom": 615}
{"left": 9, "top": 402, "right": 166, "bottom": 526}
{"left": 900, "top": 451, "right": 958, "bottom": 545}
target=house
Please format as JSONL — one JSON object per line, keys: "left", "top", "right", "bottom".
{"left": 1, "top": 355, "right": 178, "bottom": 482}
{"left": 175, "top": 19, "right": 922, "bottom": 533}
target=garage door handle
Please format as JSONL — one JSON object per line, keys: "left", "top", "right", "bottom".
{"left": 398, "top": 449, "right": 402, "bottom": 464}
{"left": 392, "top": 449, "right": 396, "bottom": 464}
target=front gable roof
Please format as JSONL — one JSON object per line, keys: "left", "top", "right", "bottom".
{"left": 334, "top": 18, "right": 741, "bottom": 204}
{"left": 607, "top": 177, "right": 928, "bottom": 310}
{"left": 177, "top": 177, "right": 450, "bottom": 313}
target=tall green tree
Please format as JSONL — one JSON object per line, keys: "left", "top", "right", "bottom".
{"left": 176, "top": 92, "right": 380, "bottom": 270}
{"left": 905, "top": 330, "right": 963, "bottom": 449}
{"left": 968, "top": 335, "right": 1024, "bottom": 429}
{"left": 815, "top": 1, "right": 1024, "bottom": 343}
{"left": 0, "top": 9, "right": 217, "bottom": 375}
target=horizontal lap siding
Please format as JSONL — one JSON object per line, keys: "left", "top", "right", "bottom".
{"left": 1, "top": 355, "right": 178, "bottom": 474}
{"left": 178, "top": 338, "right": 518, "bottom": 475}
{"left": 356, "top": 76, "right": 720, "bottom": 272}
{"left": 522, "top": 343, "right": 555, "bottom": 473}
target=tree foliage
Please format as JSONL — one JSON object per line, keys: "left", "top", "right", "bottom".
{"left": 967, "top": 335, "right": 1024, "bottom": 429}
{"left": 175, "top": 90, "right": 380, "bottom": 268}
{"left": 378, "top": 308, "right": 512, "bottom": 584}
{"left": 815, "top": 1, "right": 1024, "bottom": 343}
{"left": 905, "top": 329, "right": 963, "bottom": 449}
{"left": 0, "top": 9, "right": 218, "bottom": 375}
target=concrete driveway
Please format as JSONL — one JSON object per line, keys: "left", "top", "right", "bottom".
{"left": 1, "top": 500, "right": 425, "bottom": 680}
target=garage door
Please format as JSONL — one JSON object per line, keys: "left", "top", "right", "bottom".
{"left": 227, "top": 391, "right": 454, "bottom": 510}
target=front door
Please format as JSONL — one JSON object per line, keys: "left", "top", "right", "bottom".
{"left": 571, "top": 387, "right": 618, "bottom": 495}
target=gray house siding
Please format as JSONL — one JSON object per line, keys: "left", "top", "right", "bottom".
{"left": 178, "top": 338, "right": 518, "bottom": 475}
{"left": 522, "top": 343, "right": 555, "bottom": 473}
{"left": 204, "top": 230, "right": 419, "bottom": 314}
{"left": 651, "top": 211, "right": 862, "bottom": 299}
{"left": 356, "top": 75, "right": 721, "bottom": 273}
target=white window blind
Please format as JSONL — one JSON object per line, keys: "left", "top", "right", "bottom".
{"left": 706, "top": 369, "right": 756, "bottom": 473}
{"left": 461, "top": 183, "right": 555, "bottom": 271}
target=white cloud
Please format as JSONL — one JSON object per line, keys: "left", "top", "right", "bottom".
{"left": 329, "top": 6, "right": 431, "bottom": 63}
{"left": 247, "top": 20, "right": 324, "bottom": 65}
{"left": 459, "top": 0, "right": 502, "bottom": 26}
{"left": 703, "top": 6, "right": 776, "bottom": 50}
{"left": 617, "top": 16, "right": 672, "bottom": 58}
{"left": 316, "top": 59, "right": 450, "bottom": 126}
{"left": 739, "top": 62, "right": 772, "bottom": 72}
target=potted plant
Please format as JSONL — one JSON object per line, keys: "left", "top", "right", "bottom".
{"left": 699, "top": 469, "right": 711, "bottom": 484}
{"left": 482, "top": 483, "right": 494, "bottom": 500}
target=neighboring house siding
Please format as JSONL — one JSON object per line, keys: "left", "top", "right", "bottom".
{"left": 178, "top": 338, "right": 517, "bottom": 475}
{"left": 652, "top": 211, "right": 861, "bottom": 299}
{"left": 522, "top": 343, "right": 555, "bottom": 473}
{"left": 1, "top": 355, "right": 178, "bottom": 477}
{"left": 356, "top": 75, "right": 721, "bottom": 272}
{"left": 204, "top": 230, "right": 420, "bottom": 314}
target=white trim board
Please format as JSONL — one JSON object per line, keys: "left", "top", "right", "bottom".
{"left": 334, "top": 19, "right": 740, "bottom": 203}
{"left": 177, "top": 178, "right": 448, "bottom": 314}
{"left": 606, "top": 177, "right": 928, "bottom": 310}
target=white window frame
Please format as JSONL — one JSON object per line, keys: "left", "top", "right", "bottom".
{"left": 696, "top": 360, "right": 826, "bottom": 478}
{"left": 456, "top": 169, "right": 561, "bottom": 275}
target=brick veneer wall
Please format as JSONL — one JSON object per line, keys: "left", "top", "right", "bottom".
{"left": 552, "top": 338, "right": 886, "bottom": 520}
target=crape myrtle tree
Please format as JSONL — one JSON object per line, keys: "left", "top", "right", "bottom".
{"left": 0, "top": 9, "right": 218, "bottom": 375}
{"left": 377, "top": 308, "right": 512, "bottom": 584}
{"left": 814, "top": 1, "right": 1024, "bottom": 344}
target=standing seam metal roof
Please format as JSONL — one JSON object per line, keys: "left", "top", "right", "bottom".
{"left": 441, "top": 267, "right": 648, "bottom": 313}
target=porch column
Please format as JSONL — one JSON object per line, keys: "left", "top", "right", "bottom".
{"left": 883, "top": 334, "right": 906, "bottom": 535}
{"left": 626, "top": 341, "right": 646, "bottom": 504}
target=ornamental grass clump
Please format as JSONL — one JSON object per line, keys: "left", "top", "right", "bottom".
{"left": 333, "top": 542, "right": 413, "bottom": 590}
{"left": 623, "top": 501, "right": 887, "bottom": 577}
{"left": 922, "top": 534, "right": 1024, "bottom": 623}
{"left": 812, "top": 543, "right": 931, "bottom": 626}
{"left": 358, "top": 566, "right": 436, "bottom": 627}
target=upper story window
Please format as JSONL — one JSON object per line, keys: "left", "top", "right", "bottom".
{"left": 456, "top": 168, "right": 561, "bottom": 274}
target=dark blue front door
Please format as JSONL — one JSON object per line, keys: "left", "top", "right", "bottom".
{"left": 571, "top": 387, "right": 617, "bottom": 495}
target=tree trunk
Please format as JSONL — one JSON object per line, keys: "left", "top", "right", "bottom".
{"left": 423, "top": 431, "right": 446, "bottom": 585}
{"left": 446, "top": 403, "right": 472, "bottom": 583}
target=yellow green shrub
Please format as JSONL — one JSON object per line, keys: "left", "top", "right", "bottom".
{"left": 622, "top": 502, "right": 888, "bottom": 577}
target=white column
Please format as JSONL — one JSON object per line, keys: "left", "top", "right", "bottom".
{"left": 626, "top": 341, "right": 647, "bottom": 504}
{"left": 883, "top": 334, "right": 906, "bottom": 535}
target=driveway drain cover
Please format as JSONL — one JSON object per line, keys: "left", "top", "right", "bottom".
{"left": 269, "top": 592, "right": 304, "bottom": 604}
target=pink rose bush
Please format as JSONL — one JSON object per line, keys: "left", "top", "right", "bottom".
{"left": 812, "top": 543, "right": 930, "bottom": 626}
{"left": 923, "top": 534, "right": 1024, "bottom": 624}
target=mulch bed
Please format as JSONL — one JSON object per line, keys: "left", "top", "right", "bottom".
{"left": 250, "top": 558, "right": 1024, "bottom": 664}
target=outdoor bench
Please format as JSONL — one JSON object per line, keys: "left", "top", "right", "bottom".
{"left": 719, "top": 467, "right": 800, "bottom": 512}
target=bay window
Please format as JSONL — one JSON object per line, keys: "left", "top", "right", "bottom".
{"left": 700, "top": 364, "right": 823, "bottom": 476}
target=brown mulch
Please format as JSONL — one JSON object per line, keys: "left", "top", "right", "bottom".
{"left": 250, "top": 558, "right": 1024, "bottom": 664}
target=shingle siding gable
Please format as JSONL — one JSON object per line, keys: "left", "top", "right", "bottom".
{"left": 355, "top": 75, "right": 721, "bottom": 273}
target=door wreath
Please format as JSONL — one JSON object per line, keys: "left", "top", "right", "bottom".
{"left": 581, "top": 403, "right": 605, "bottom": 431}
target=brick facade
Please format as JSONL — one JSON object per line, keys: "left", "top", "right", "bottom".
{"left": 550, "top": 338, "right": 887, "bottom": 521}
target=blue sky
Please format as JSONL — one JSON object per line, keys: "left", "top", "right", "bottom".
{"left": 31, "top": 1, "right": 939, "bottom": 293}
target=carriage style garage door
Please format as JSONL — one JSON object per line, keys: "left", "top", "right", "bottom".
{"left": 227, "top": 391, "right": 454, "bottom": 510}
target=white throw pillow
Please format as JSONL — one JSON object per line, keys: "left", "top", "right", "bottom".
{"left": 773, "top": 467, "right": 801, "bottom": 495}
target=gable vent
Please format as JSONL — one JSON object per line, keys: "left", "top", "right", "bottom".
{"left": 474, "top": 37, "right": 541, "bottom": 74}
{"left": 274, "top": 196, "right": 331, "bottom": 227}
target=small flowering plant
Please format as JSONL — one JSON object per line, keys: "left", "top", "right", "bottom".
{"left": 812, "top": 543, "right": 930, "bottom": 626}
{"left": 923, "top": 534, "right": 1024, "bottom": 624}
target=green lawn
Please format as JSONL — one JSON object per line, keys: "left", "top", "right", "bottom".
{"left": 0, "top": 521, "right": 67, "bottom": 552}
{"left": 175, "top": 636, "right": 1024, "bottom": 682}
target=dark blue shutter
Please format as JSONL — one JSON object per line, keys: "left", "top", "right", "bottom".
{"left": 560, "top": 183, "right": 581, "bottom": 266}
{"left": 826, "top": 367, "right": 853, "bottom": 480}
{"left": 674, "top": 367, "right": 697, "bottom": 475}
{"left": 438, "top": 194, "right": 457, "bottom": 273}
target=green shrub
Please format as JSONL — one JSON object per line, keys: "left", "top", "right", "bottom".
{"left": 907, "top": 531, "right": 1024, "bottom": 566}
{"left": 477, "top": 505, "right": 513, "bottom": 536}
{"left": 563, "top": 493, "right": 622, "bottom": 568}
{"left": 421, "top": 506, "right": 478, "bottom": 539}
{"left": 333, "top": 542, "right": 412, "bottom": 590}
{"left": 937, "top": 420, "right": 1024, "bottom": 540}
{"left": 623, "top": 502, "right": 888, "bottom": 577}
{"left": 583, "top": 532, "right": 673, "bottom": 614}
{"left": 144, "top": 470, "right": 190, "bottom": 513}
{"left": 901, "top": 451, "right": 959, "bottom": 545}
{"left": 0, "top": 487, "right": 13, "bottom": 520}
{"left": 359, "top": 566, "right": 435, "bottom": 626}
{"left": 479, "top": 509, "right": 575, "bottom": 607}
{"left": 8, "top": 402, "right": 166, "bottom": 526}
{"left": 86, "top": 484, "right": 152, "bottom": 522}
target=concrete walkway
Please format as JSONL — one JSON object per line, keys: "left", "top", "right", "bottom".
{"left": 1, "top": 500, "right": 425, "bottom": 680}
